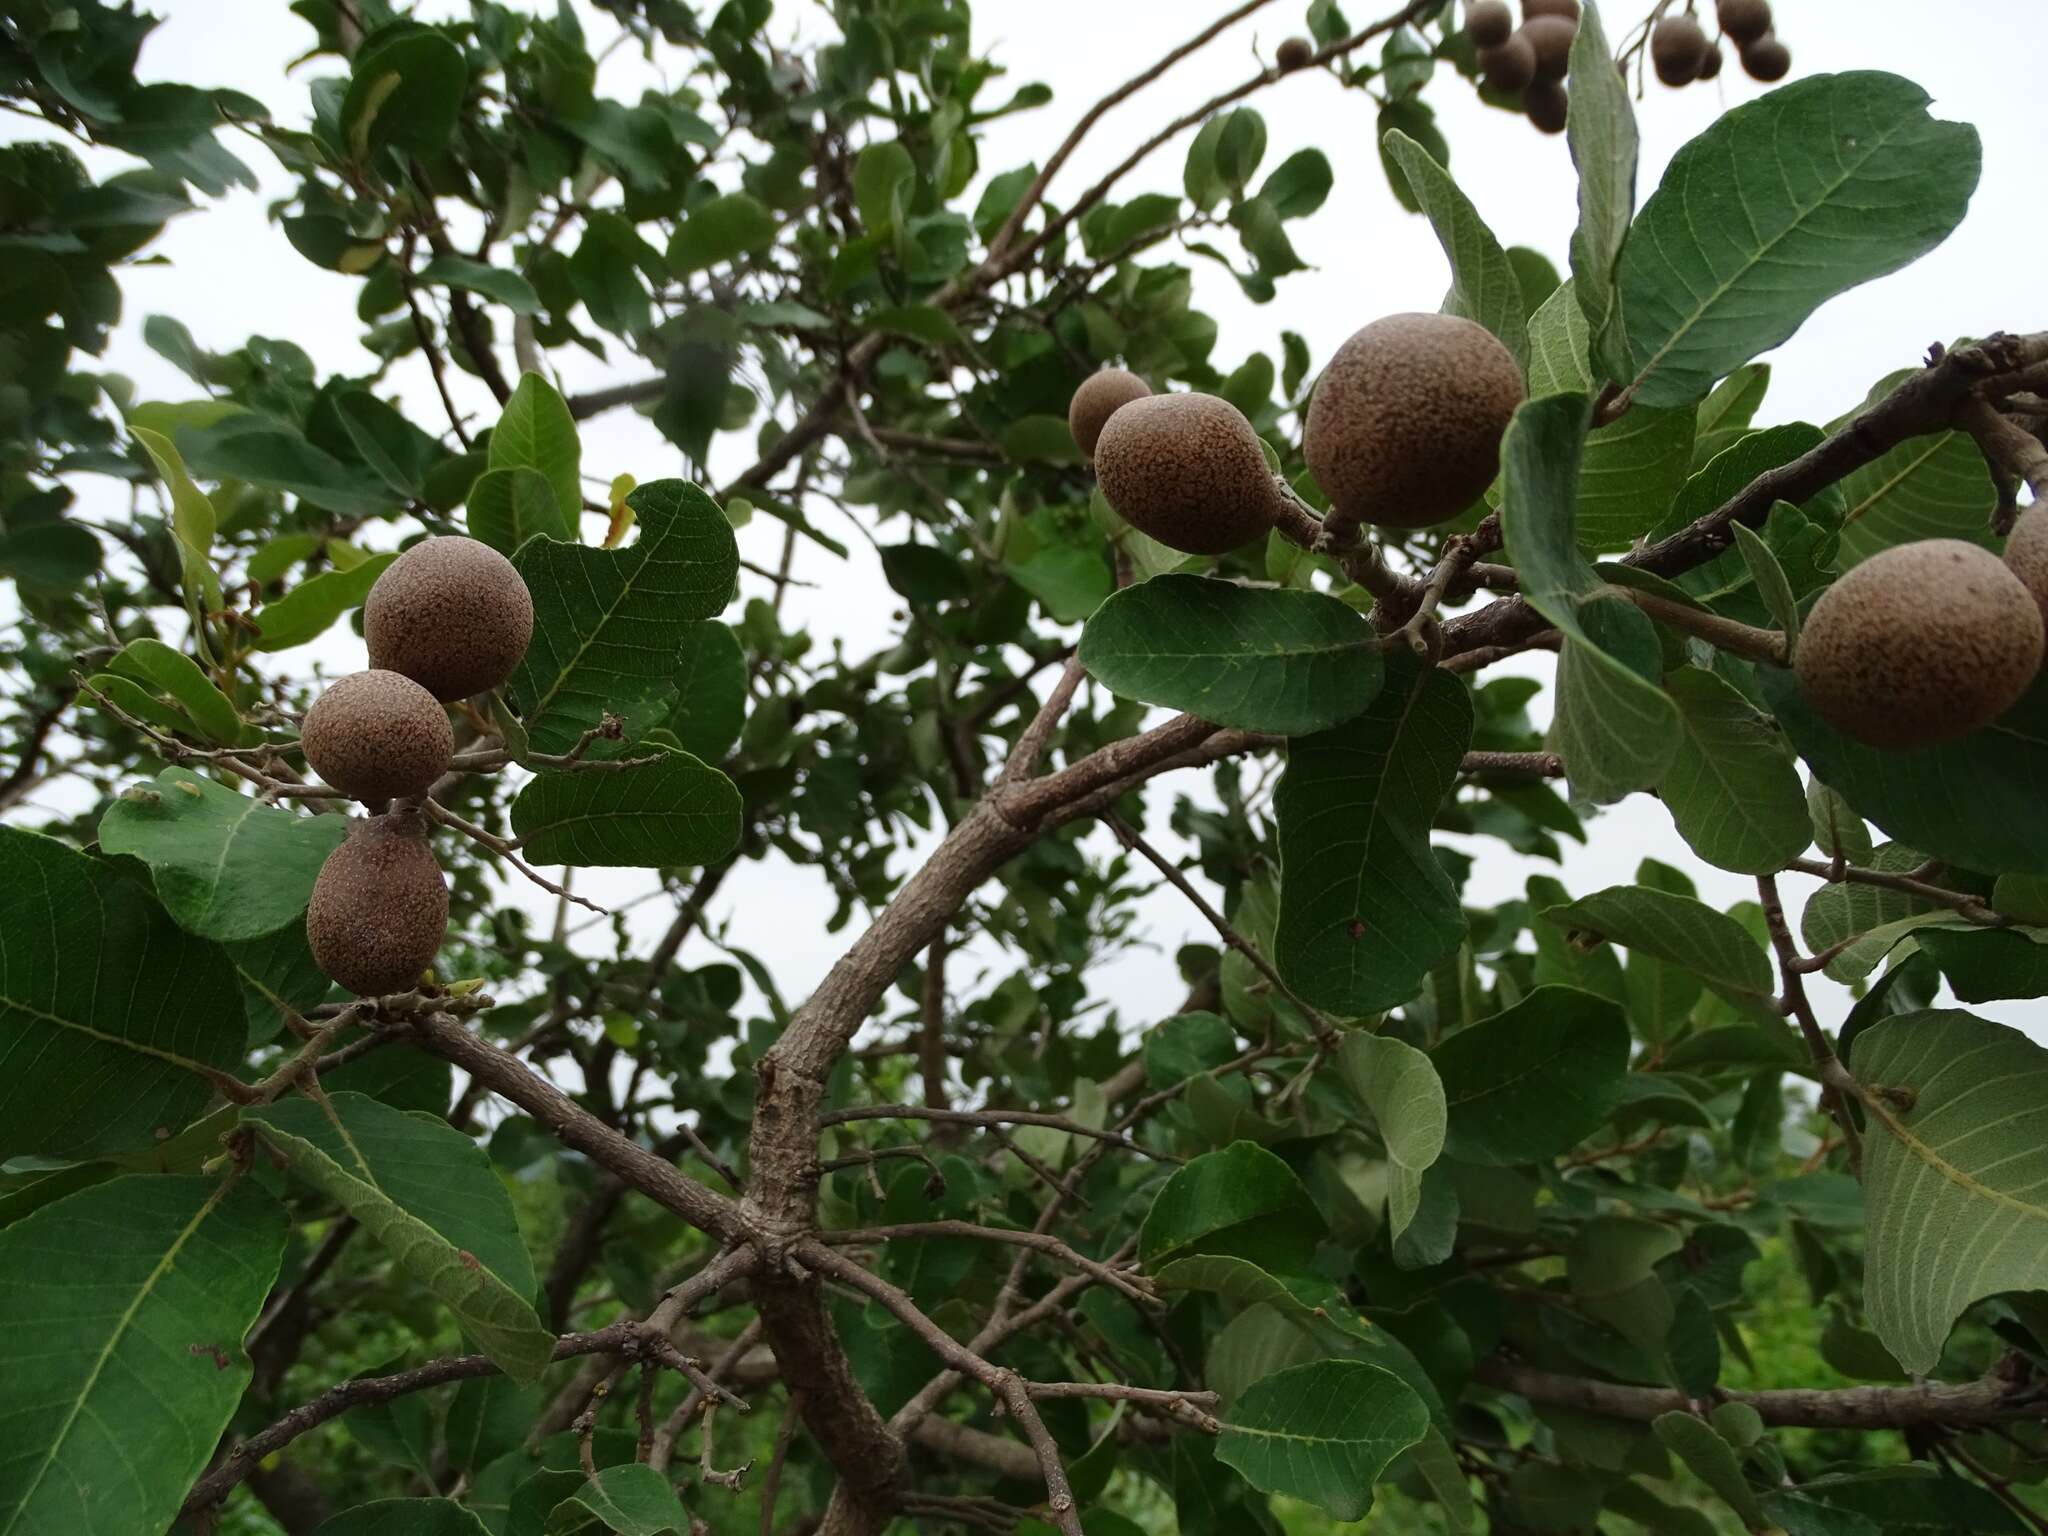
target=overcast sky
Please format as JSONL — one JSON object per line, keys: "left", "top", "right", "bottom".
{"left": 20, "top": 1, "right": 2046, "bottom": 1044}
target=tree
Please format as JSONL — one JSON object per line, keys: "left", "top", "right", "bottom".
{"left": 1, "top": 0, "right": 2045, "bottom": 1533}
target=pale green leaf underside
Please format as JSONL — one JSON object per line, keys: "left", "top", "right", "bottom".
{"left": 1217, "top": 1359, "right": 1431, "bottom": 1521}
{"left": 1544, "top": 886, "right": 1774, "bottom": 1005}
{"left": 1658, "top": 667, "right": 1812, "bottom": 875}
{"left": 1433, "top": 985, "right": 1631, "bottom": 1166}
{"left": 1853, "top": 1009, "right": 2048, "bottom": 1375}
{"left": 1380, "top": 131, "right": 1528, "bottom": 371}
{"left": 511, "top": 749, "right": 742, "bottom": 868}
{"left": 0, "top": 1176, "right": 284, "bottom": 1536}
{"left": 545, "top": 1464, "right": 691, "bottom": 1535}
{"left": 490, "top": 373, "right": 583, "bottom": 525}
{"left": 1564, "top": 1, "right": 1638, "bottom": 381}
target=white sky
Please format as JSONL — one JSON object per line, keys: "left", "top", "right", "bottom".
{"left": 17, "top": 0, "right": 2046, "bottom": 1045}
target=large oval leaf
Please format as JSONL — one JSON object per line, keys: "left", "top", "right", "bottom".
{"left": 1433, "top": 985, "right": 1631, "bottom": 1166}
{"left": 1216, "top": 1359, "right": 1430, "bottom": 1521}
{"left": 1078, "top": 574, "right": 1383, "bottom": 736}
{"left": 510, "top": 748, "right": 742, "bottom": 868}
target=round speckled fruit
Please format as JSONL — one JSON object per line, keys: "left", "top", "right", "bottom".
{"left": 1796, "top": 540, "right": 2044, "bottom": 750}
{"left": 301, "top": 669, "right": 453, "bottom": 803}
{"left": 1522, "top": 0, "right": 1579, "bottom": 17}
{"left": 1525, "top": 76, "right": 1569, "bottom": 133}
{"left": 1304, "top": 313, "right": 1526, "bottom": 533}
{"left": 1522, "top": 14, "right": 1577, "bottom": 81}
{"left": 1093, "top": 393, "right": 1279, "bottom": 556}
{"left": 2003, "top": 508, "right": 2048, "bottom": 629}
{"left": 365, "top": 536, "right": 534, "bottom": 703}
{"left": 1465, "top": 0, "right": 1513, "bottom": 48}
{"left": 1068, "top": 369, "right": 1152, "bottom": 460}
{"left": 1717, "top": 0, "right": 1772, "bottom": 45}
{"left": 1651, "top": 14, "right": 1709, "bottom": 85}
{"left": 1739, "top": 32, "right": 1791, "bottom": 81}
{"left": 306, "top": 813, "right": 450, "bottom": 997}
{"left": 1275, "top": 35, "right": 1315, "bottom": 71}
{"left": 1478, "top": 29, "right": 1537, "bottom": 92}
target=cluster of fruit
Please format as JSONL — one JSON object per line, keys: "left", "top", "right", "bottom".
{"left": 1074, "top": 322, "right": 2048, "bottom": 761}
{"left": 1650, "top": 0, "right": 1790, "bottom": 88}
{"left": 299, "top": 536, "right": 534, "bottom": 996}
{"left": 1465, "top": 0, "right": 1583, "bottom": 133}
{"left": 1071, "top": 310, "right": 1525, "bottom": 552}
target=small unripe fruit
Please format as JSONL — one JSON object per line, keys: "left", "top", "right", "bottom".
{"left": 1696, "top": 43, "right": 1723, "bottom": 80}
{"left": 365, "top": 535, "right": 534, "bottom": 703}
{"left": 302, "top": 669, "right": 453, "bottom": 803}
{"left": 1522, "top": 15, "right": 1577, "bottom": 81}
{"left": 1651, "top": 14, "right": 1708, "bottom": 85}
{"left": 1716, "top": 0, "right": 1772, "bottom": 45}
{"left": 1094, "top": 393, "right": 1279, "bottom": 556}
{"left": 1479, "top": 30, "right": 1537, "bottom": 92}
{"left": 306, "top": 814, "right": 450, "bottom": 997}
{"left": 1740, "top": 33, "right": 1791, "bottom": 81}
{"left": 1305, "top": 313, "right": 1527, "bottom": 534}
{"left": 2004, "top": 509, "right": 2048, "bottom": 629}
{"left": 1796, "top": 540, "right": 2044, "bottom": 750}
{"left": 1465, "top": 0, "right": 1513, "bottom": 48}
{"left": 1522, "top": 0, "right": 1579, "bottom": 17}
{"left": 1525, "top": 77, "right": 1569, "bottom": 134}
{"left": 1275, "top": 36, "right": 1315, "bottom": 71}
{"left": 1068, "top": 369, "right": 1152, "bottom": 460}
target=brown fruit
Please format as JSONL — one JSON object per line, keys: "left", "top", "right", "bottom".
{"left": 1716, "top": 0, "right": 1772, "bottom": 45}
{"left": 1465, "top": 0, "right": 1513, "bottom": 48}
{"left": 1796, "top": 540, "right": 2044, "bottom": 750}
{"left": 1094, "top": 393, "right": 1279, "bottom": 556}
{"left": 1068, "top": 369, "right": 1152, "bottom": 460}
{"left": 1696, "top": 42, "right": 1723, "bottom": 79}
{"left": 1651, "top": 14, "right": 1708, "bottom": 85}
{"left": 1478, "top": 30, "right": 1537, "bottom": 92}
{"left": 306, "top": 813, "right": 450, "bottom": 997}
{"left": 1304, "top": 313, "right": 1527, "bottom": 534}
{"left": 1522, "top": 15, "right": 1577, "bottom": 80}
{"left": 1740, "top": 32, "right": 1791, "bottom": 81}
{"left": 1525, "top": 76, "right": 1569, "bottom": 134}
{"left": 365, "top": 535, "right": 534, "bottom": 703}
{"left": 1275, "top": 35, "right": 1315, "bottom": 71}
{"left": 2004, "top": 508, "right": 2048, "bottom": 629}
{"left": 1522, "top": 0, "right": 1579, "bottom": 17}
{"left": 302, "top": 669, "right": 453, "bottom": 803}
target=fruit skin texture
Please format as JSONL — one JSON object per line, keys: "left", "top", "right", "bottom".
{"left": 1522, "top": 15, "right": 1577, "bottom": 81}
{"left": 1795, "top": 539, "right": 2044, "bottom": 750}
{"left": 1274, "top": 35, "right": 1314, "bottom": 71}
{"left": 1465, "top": 0, "right": 1513, "bottom": 47}
{"left": 1695, "top": 43, "right": 1723, "bottom": 80}
{"left": 1068, "top": 369, "right": 1152, "bottom": 460}
{"left": 365, "top": 535, "right": 535, "bottom": 702}
{"left": 2004, "top": 508, "right": 2048, "bottom": 629}
{"left": 1522, "top": 0, "right": 1579, "bottom": 17}
{"left": 1651, "top": 14, "right": 1708, "bottom": 84}
{"left": 1525, "top": 77, "right": 1568, "bottom": 133}
{"left": 306, "top": 813, "right": 450, "bottom": 997}
{"left": 1717, "top": 0, "right": 1772, "bottom": 45}
{"left": 1740, "top": 33, "right": 1790, "bottom": 81}
{"left": 1478, "top": 30, "right": 1537, "bottom": 92}
{"left": 1305, "top": 313, "right": 1526, "bottom": 535}
{"left": 1094, "top": 393, "right": 1278, "bottom": 556}
{"left": 302, "top": 669, "right": 453, "bottom": 803}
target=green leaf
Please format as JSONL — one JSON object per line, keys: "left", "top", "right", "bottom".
{"left": 1260, "top": 148, "right": 1334, "bottom": 220}
{"left": 226, "top": 918, "right": 331, "bottom": 1045}
{"left": 661, "top": 621, "right": 746, "bottom": 763}
{"left": 1619, "top": 73, "right": 1980, "bottom": 409}
{"left": 178, "top": 413, "right": 398, "bottom": 519}
{"left": 1379, "top": 131, "right": 1528, "bottom": 371}
{"left": 248, "top": 1092, "right": 554, "bottom": 1384}
{"left": 1732, "top": 522, "right": 1801, "bottom": 648}
{"left": 312, "top": 1500, "right": 489, "bottom": 1536}
{"left": 447, "top": 1378, "right": 544, "bottom": 1473}
{"left": 1433, "top": 986, "right": 1631, "bottom": 1166}
{"left": 1139, "top": 1141, "right": 1325, "bottom": 1274}
{"left": 1800, "top": 843, "right": 1951, "bottom": 984}
{"left": 1852, "top": 1010, "right": 2048, "bottom": 1375}
{"left": 509, "top": 480, "right": 739, "bottom": 755}
{"left": 1216, "top": 1360, "right": 1430, "bottom": 1522}
{"left": 545, "top": 1464, "right": 689, "bottom": 1534}
{"left": 0, "top": 521, "right": 100, "bottom": 589}
{"left": 1336, "top": 1032, "right": 1445, "bottom": 1240}
{"left": 1654, "top": 1412, "right": 1768, "bottom": 1531}
{"left": 1544, "top": 886, "right": 1775, "bottom": 1006}
{"left": 1568, "top": 1215, "right": 1682, "bottom": 1361}
{"left": 468, "top": 467, "right": 573, "bottom": 555}
{"left": 668, "top": 190, "right": 777, "bottom": 274}
{"left": 1760, "top": 665, "right": 2048, "bottom": 877}
{"left": 863, "top": 304, "right": 964, "bottom": 350}
{"left": 1564, "top": 0, "right": 1637, "bottom": 382}
{"left": 998, "top": 413, "right": 1082, "bottom": 465}
{"left": 1833, "top": 372, "right": 1997, "bottom": 567}
{"left": 131, "top": 425, "right": 220, "bottom": 625}
{"left": 511, "top": 748, "right": 742, "bottom": 868}
{"left": 1078, "top": 575, "right": 1385, "bottom": 736}
{"left": 105, "top": 638, "right": 245, "bottom": 746}
{"left": 1920, "top": 928, "right": 2048, "bottom": 1003}
{"left": 1657, "top": 667, "right": 1812, "bottom": 875}
{"left": 251, "top": 551, "right": 398, "bottom": 652}
{"left": 853, "top": 140, "right": 915, "bottom": 235}
{"left": 0, "top": 1176, "right": 285, "bottom": 1536}
{"left": 1274, "top": 651, "right": 1472, "bottom": 1015}
{"left": 491, "top": 373, "right": 583, "bottom": 529}
{"left": 418, "top": 255, "right": 541, "bottom": 316}
{"left": 1500, "top": 392, "right": 1680, "bottom": 799}
{"left": 0, "top": 826, "right": 245, "bottom": 1161}
{"left": 343, "top": 29, "right": 467, "bottom": 160}
{"left": 1207, "top": 1304, "right": 1325, "bottom": 1407}
{"left": 99, "top": 768, "right": 347, "bottom": 941}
